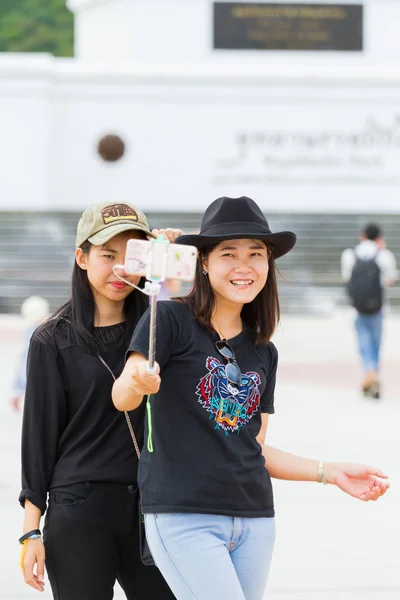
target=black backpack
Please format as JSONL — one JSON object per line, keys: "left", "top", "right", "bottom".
{"left": 347, "top": 251, "right": 383, "bottom": 314}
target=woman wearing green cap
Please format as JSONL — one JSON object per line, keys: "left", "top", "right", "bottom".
{"left": 19, "top": 202, "right": 179, "bottom": 599}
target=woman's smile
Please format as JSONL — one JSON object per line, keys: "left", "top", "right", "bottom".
{"left": 230, "top": 278, "right": 254, "bottom": 290}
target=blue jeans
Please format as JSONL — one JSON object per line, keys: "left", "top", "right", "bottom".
{"left": 354, "top": 310, "right": 383, "bottom": 373}
{"left": 144, "top": 513, "right": 275, "bottom": 600}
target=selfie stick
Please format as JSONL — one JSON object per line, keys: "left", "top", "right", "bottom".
{"left": 113, "top": 235, "right": 197, "bottom": 454}
{"left": 145, "top": 237, "right": 170, "bottom": 375}
{"left": 113, "top": 236, "right": 170, "bottom": 375}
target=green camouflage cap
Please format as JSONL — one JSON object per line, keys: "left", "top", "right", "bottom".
{"left": 75, "top": 202, "right": 155, "bottom": 248}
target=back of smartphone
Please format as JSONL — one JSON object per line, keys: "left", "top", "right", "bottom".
{"left": 165, "top": 243, "right": 198, "bottom": 281}
{"left": 125, "top": 239, "right": 153, "bottom": 277}
{"left": 125, "top": 239, "right": 197, "bottom": 282}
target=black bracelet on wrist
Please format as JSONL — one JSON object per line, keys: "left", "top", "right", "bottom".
{"left": 19, "top": 529, "right": 41, "bottom": 545}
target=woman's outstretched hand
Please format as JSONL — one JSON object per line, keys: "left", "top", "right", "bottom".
{"left": 326, "top": 463, "right": 390, "bottom": 501}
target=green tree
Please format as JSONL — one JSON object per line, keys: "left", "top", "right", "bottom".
{"left": 0, "top": 0, "right": 74, "bottom": 57}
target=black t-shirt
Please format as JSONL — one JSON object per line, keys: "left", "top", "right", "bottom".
{"left": 128, "top": 301, "right": 278, "bottom": 518}
{"left": 19, "top": 319, "right": 145, "bottom": 514}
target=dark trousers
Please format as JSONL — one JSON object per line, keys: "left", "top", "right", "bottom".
{"left": 43, "top": 482, "right": 175, "bottom": 600}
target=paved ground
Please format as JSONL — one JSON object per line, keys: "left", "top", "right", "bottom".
{"left": 1, "top": 310, "right": 399, "bottom": 599}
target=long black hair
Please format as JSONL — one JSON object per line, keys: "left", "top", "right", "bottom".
{"left": 52, "top": 241, "right": 148, "bottom": 355}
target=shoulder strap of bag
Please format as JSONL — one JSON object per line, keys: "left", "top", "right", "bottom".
{"left": 97, "top": 355, "right": 141, "bottom": 460}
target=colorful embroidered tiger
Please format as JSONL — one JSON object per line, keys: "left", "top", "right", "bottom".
{"left": 196, "top": 357, "right": 261, "bottom": 435}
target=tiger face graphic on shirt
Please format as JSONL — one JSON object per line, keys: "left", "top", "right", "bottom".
{"left": 196, "top": 356, "right": 261, "bottom": 435}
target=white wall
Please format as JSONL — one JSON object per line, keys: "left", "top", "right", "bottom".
{"left": 0, "top": 55, "right": 52, "bottom": 212}
{"left": 67, "top": 0, "right": 400, "bottom": 66}
{"left": 1, "top": 54, "right": 400, "bottom": 213}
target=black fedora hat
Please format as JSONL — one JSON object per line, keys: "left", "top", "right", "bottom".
{"left": 176, "top": 196, "right": 296, "bottom": 259}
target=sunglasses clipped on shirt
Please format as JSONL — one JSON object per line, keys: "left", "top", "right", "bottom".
{"left": 215, "top": 339, "right": 242, "bottom": 387}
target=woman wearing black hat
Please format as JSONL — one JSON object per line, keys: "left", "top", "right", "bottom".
{"left": 112, "top": 196, "right": 389, "bottom": 600}
{"left": 19, "top": 202, "right": 178, "bottom": 599}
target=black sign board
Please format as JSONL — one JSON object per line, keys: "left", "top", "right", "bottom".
{"left": 213, "top": 3, "right": 363, "bottom": 51}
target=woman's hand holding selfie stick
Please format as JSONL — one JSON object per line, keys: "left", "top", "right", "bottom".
{"left": 112, "top": 233, "right": 197, "bottom": 415}
{"left": 131, "top": 360, "right": 161, "bottom": 396}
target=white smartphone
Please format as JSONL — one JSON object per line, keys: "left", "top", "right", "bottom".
{"left": 124, "top": 238, "right": 198, "bottom": 282}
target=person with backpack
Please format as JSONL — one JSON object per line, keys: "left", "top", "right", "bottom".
{"left": 341, "top": 223, "right": 398, "bottom": 398}
{"left": 113, "top": 197, "right": 390, "bottom": 600}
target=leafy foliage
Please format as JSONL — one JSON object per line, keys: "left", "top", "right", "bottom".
{"left": 0, "top": 0, "right": 74, "bottom": 57}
